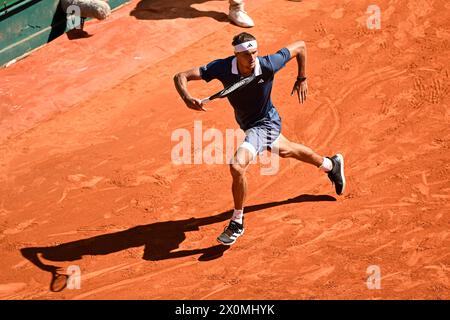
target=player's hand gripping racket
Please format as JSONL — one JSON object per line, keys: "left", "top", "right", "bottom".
{"left": 200, "top": 74, "right": 256, "bottom": 105}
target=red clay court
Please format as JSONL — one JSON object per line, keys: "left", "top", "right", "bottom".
{"left": 0, "top": 0, "right": 449, "bottom": 299}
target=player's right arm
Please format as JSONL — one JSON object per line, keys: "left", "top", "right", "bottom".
{"left": 173, "top": 68, "right": 206, "bottom": 111}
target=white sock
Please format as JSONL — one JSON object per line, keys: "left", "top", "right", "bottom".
{"left": 319, "top": 157, "right": 333, "bottom": 172}
{"left": 231, "top": 209, "right": 244, "bottom": 224}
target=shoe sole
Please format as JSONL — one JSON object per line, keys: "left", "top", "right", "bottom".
{"left": 217, "top": 228, "right": 245, "bottom": 246}
{"left": 336, "top": 153, "right": 346, "bottom": 195}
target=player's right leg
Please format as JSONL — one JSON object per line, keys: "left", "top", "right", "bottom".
{"left": 217, "top": 146, "right": 253, "bottom": 245}
{"left": 271, "top": 134, "right": 346, "bottom": 195}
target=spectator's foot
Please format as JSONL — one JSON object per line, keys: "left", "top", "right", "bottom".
{"left": 228, "top": 9, "right": 255, "bottom": 28}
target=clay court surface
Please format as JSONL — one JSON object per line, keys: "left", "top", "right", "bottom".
{"left": 0, "top": 0, "right": 449, "bottom": 299}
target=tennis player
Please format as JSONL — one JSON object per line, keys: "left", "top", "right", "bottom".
{"left": 174, "top": 32, "right": 346, "bottom": 245}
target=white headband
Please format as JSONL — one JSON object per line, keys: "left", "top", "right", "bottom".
{"left": 234, "top": 40, "right": 258, "bottom": 53}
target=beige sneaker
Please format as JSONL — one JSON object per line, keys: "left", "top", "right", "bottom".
{"left": 228, "top": 9, "right": 255, "bottom": 28}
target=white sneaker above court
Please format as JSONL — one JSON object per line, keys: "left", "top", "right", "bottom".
{"left": 228, "top": 9, "right": 255, "bottom": 28}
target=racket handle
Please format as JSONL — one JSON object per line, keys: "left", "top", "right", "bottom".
{"left": 200, "top": 97, "right": 210, "bottom": 105}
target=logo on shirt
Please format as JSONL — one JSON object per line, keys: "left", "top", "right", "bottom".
{"left": 258, "top": 79, "right": 264, "bottom": 84}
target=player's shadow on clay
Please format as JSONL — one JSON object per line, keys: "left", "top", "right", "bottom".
{"left": 130, "top": 0, "right": 229, "bottom": 22}
{"left": 20, "top": 194, "right": 335, "bottom": 292}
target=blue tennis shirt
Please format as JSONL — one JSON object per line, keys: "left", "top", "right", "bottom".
{"left": 200, "top": 48, "right": 291, "bottom": 130}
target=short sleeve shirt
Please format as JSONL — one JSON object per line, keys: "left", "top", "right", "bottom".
{"left": 199, "top": 48, "right": 291, "bottom": 130}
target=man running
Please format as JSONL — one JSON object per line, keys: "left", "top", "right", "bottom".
{"left": 174, "top": 32, "right": 345, "bottom": 246}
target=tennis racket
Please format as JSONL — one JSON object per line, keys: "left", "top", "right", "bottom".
{"left": 201, "top": 74, "right": 256, "bottom": 104}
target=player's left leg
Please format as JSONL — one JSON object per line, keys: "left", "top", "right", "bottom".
{"left": 271, "top": 134, "right": 346, "bottom": 195}
{"left": 271, "top": 133, "right": 323, "bottom": 166}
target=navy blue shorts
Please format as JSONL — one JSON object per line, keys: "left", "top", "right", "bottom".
{"left": 239, "top": 108, "right": 281, "bottom": 158}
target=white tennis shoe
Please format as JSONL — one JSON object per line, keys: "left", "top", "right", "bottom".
{"left": 228, "top": 9, "right": 255, "bottom": 28}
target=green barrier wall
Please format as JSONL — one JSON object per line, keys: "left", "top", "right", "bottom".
{"left": 0, "top": 0, "right": 129, "bottom": 66}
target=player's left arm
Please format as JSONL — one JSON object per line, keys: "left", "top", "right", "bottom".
{"left": 285, "top": 41, "right": 308, "bottom": 104}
